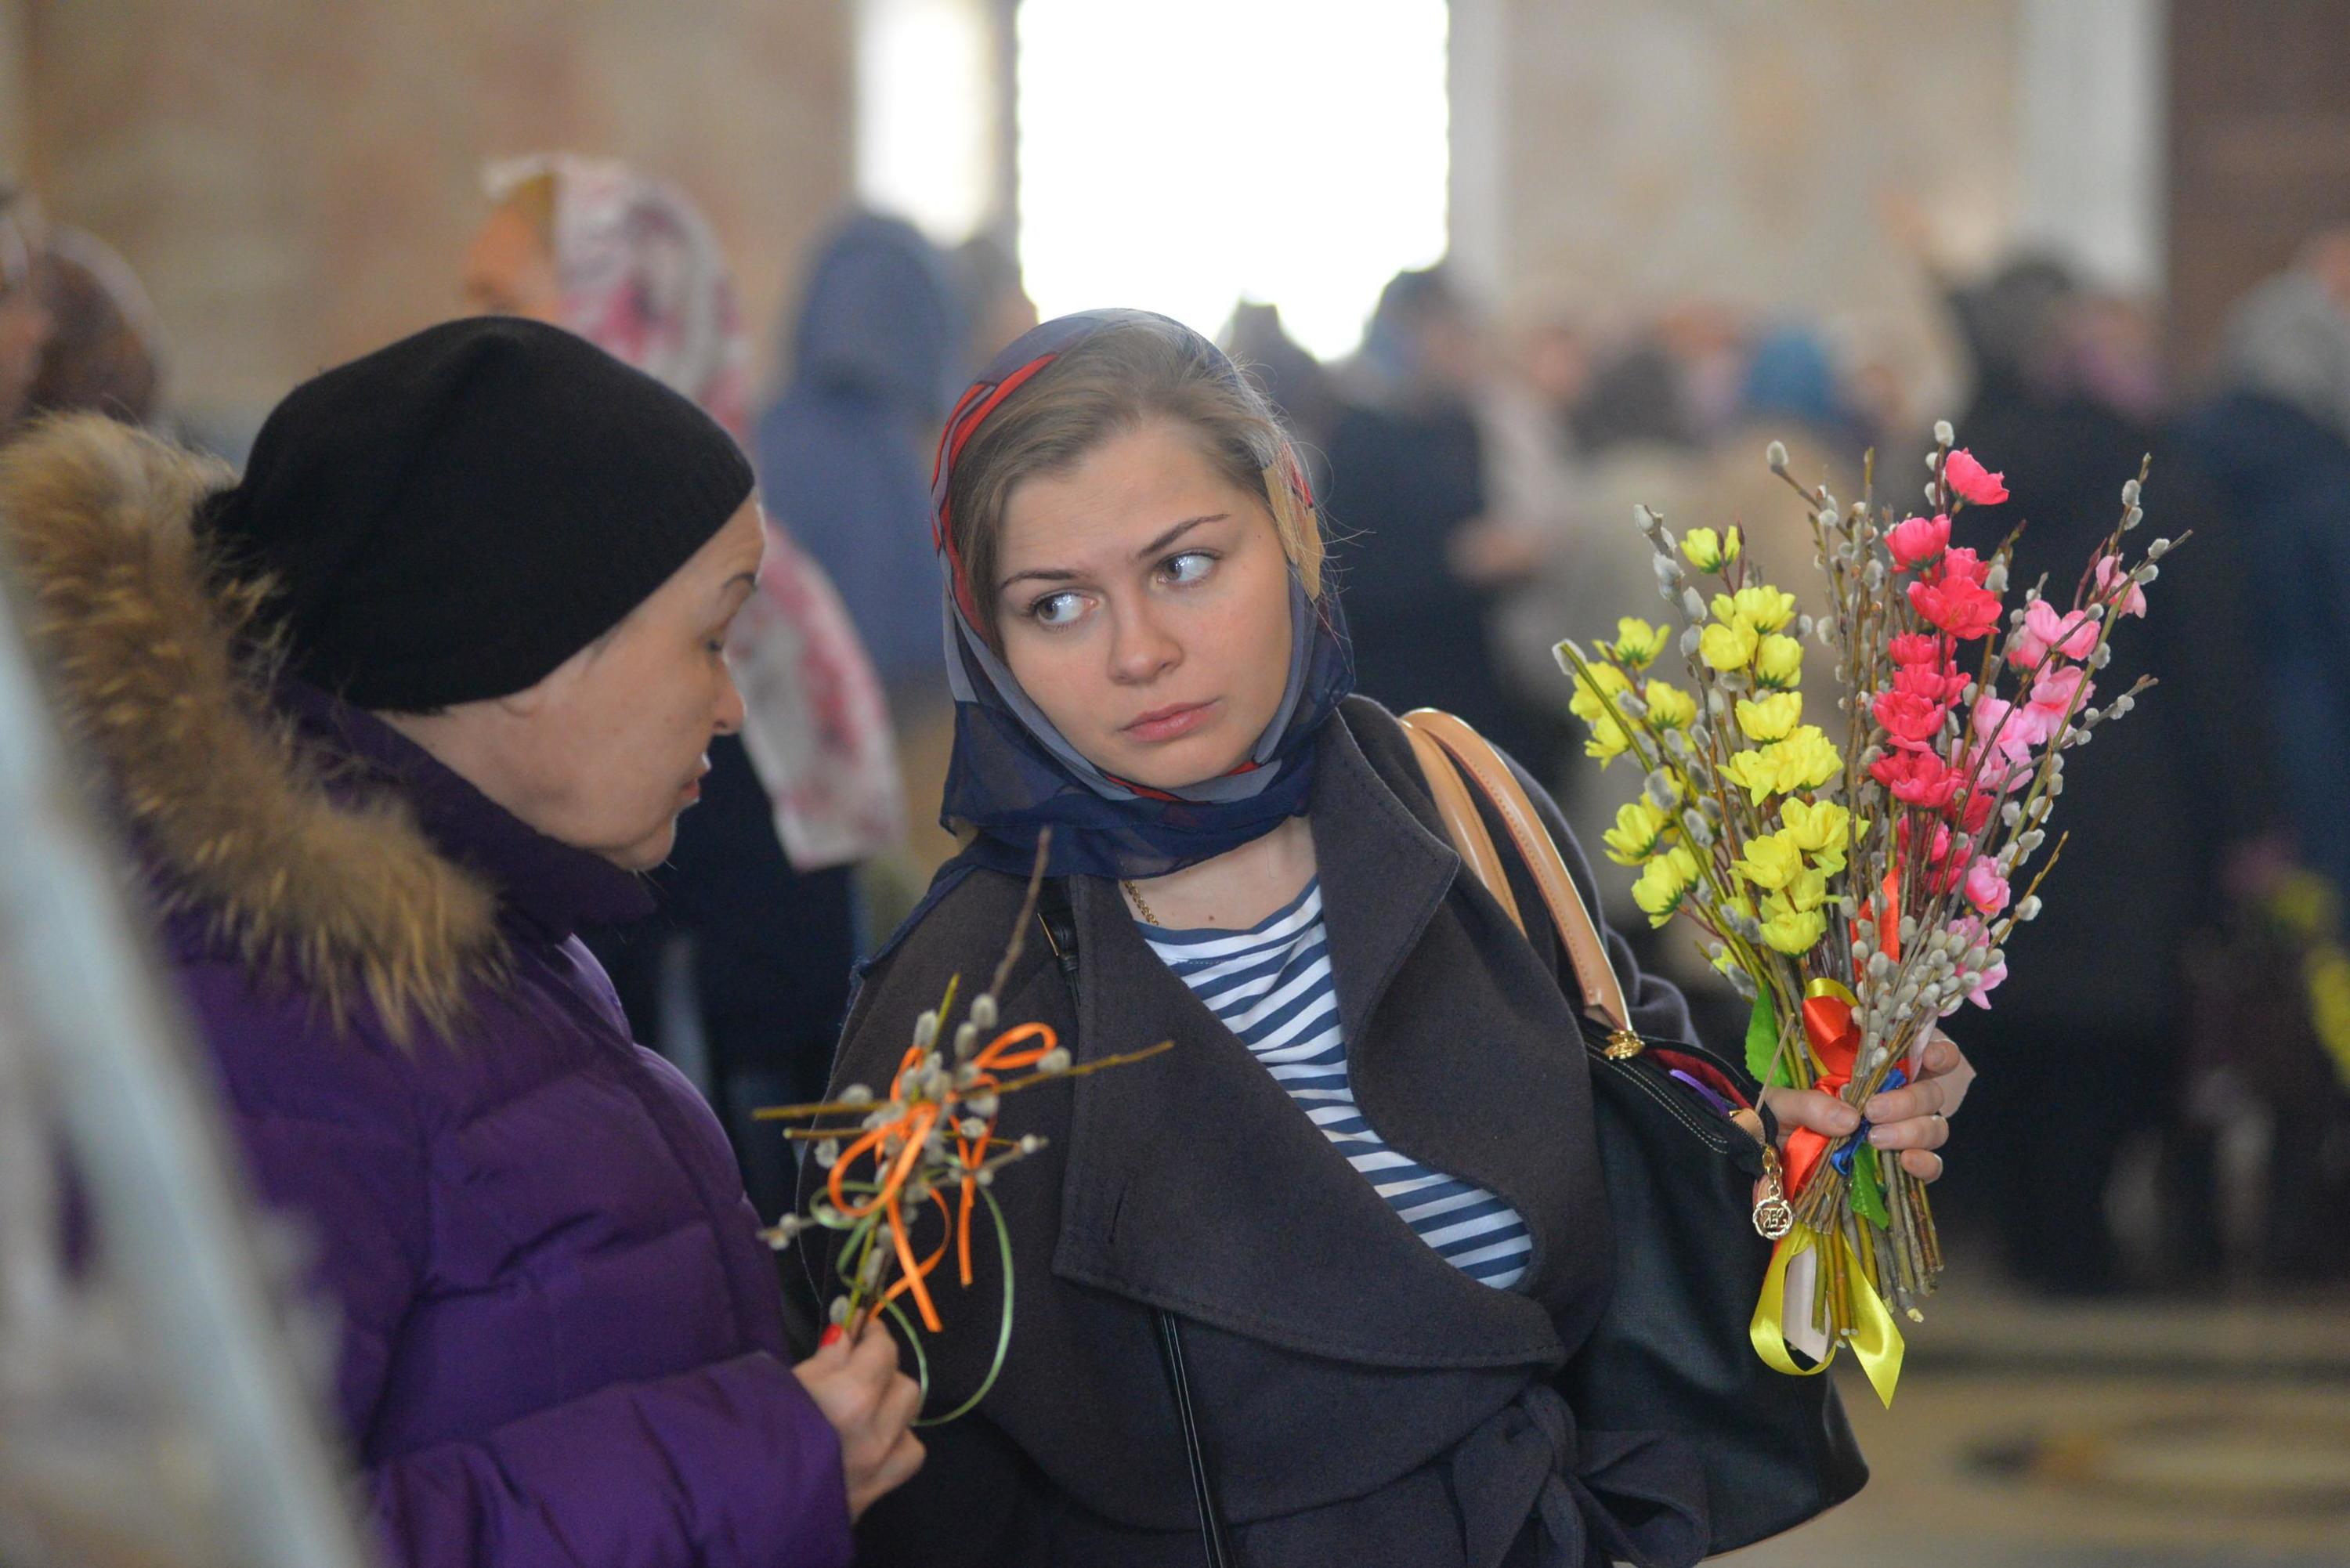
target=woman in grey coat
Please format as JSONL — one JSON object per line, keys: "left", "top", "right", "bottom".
{"left": 804, "top": 311, "right": 1973, "bottom": 1566}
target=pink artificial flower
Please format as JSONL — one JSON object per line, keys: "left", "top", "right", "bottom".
{"left": 1977, "top": 751, "right": 2035, "bottom": 796}
{"left": 1896, "top": 816, "right": 1970, "bottom": 891}
{"left": 1939, "top": 547, "right": 1993, "bottom": 588}
{"left": 1958, "top": 788, "right": 1997, "bottom": 835}
{"left": 1875, "top": 688, "right": 1949, "bottom": 750}
{"left": 1964, "top": 856, "right": 2012, "bottom": 916}
{"left": 1966, "top": 952, "right": 2010, "bottom": 1008}
{"left": 1890, "top": 631, "right": 1949, "bottom": 667}
{"left": 1928, "top": 826, "right": 1969, "bottom": 894}
{"left": 2095, "top": 554, "right": 2148, "bottom": 619}
{"left": 1971, "top": 695, "right": 2039, "bottom": 766}
{"left": 2028, "top": 663, "right": 2092, "bottom": 725}
{"left": 1908, "top": 574, "right": 2003, "bottom": 640}
{"left": 1943, "top": 917, "right": 2008, "bottom": 1013}
{"left": 1945, "top": 448, "right": 2009, "bottom": 506}
{"left": 1886, "top": 513, "right": 1951, "bottom": 570}
{"left": 2009, "top": 599, "right": 2099, "bottom": 669}
{"left": 1871, "top": 748, "right": 1960, "bottom": 809}
{"left": 1894, "top": 659, "right": 1969, "bottom": 705}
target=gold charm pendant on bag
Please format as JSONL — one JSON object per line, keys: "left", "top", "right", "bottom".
{"left": 1753, "top": 1144, "right": 1795, "bottom": 1241}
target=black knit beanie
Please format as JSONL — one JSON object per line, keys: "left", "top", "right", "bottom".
{"left": 201, "top": 316, "right": 754, "bottom": 711}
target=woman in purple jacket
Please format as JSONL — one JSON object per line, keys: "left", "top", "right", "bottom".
{"left": 0, "top": 315, "right": 922, "bottom": 1565}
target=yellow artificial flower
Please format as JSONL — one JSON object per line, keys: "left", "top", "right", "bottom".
{"left": 1735, "top": 691, "right": 1803, "bottom": 742}
{"left": 1779, "top": 798, "right": 1850, "bottom": 857}
{"left": 1732, "top": 831, "right": 1803, "bottom": 892}
{"left": 1568, "top": 663, "right": 1632, "bottom": 724}
{"left": 1766, "top": 726, "right": 1843, "bottom": 794}
{"left": 1721, "top": 726, "right": 1844, "bottom": 804}
{"left": 1784, "top": 866, "right": 1831, "bottom": 913}
{"left": 1644, "top": 681, "right": 1697, "bottom": 728}
{"left": 1680, "top": 526, "right": 1741, "bottom": 573}
{"left": 1722, "top": 747, "right": 1780, "bottom": 804}
{"left": 1631, "top": 845, "right": 1702, "bottom": 927}
{"left": 1759, "top": 894, "right": 1828, "bottom": 955}
{"left": 1610, "top": 617, "right": 1667, "bottom": 670}
{"left": 1752, "top": 634, "right": 1806, "bottom": 691}
{"left": 1781, "top": 798, "right": 1850, "bottom": 880}
{"left": 1699, "top": 617, "right": 1760, "bottom": 672}
{"left": 1718, "top": 584, "right": 1798, "bottom": 634}
{"left": 1584, "top": 714, "right": 1630, "bottom": 764}
{"left": 1602, "top": 800, "right": 1673, "bottom": 867}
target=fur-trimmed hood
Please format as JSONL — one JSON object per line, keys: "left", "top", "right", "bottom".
{"left": 0, "top": 414, "right": 501, "bottom": 1031}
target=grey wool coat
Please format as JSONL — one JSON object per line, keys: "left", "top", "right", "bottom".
{"left": 800, "top": 697, "right": 1717, "bottom": 1567}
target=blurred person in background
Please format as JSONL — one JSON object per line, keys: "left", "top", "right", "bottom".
{"left": 1571, "top": 328, "right": 1702, "bottom": 457}
{"left": 463, "top": 154, "right": 901, "bottom": 1219}
{"left": 1326, "top": 265, "right": 1546, "bottom": 766}
{"left": 27, "top": 214, "right": 168, "bottom": 429}
{"left": 1655, "top": 300, "right": 1752, "bottom": 445}
{"left": 1734, "top": 325, "right": 1871, "bottom": 465}
{"left": 950, "top": 232, "right": 1039, "bottom": 376}
{"left": 1454, "top": 293, "right": 1595, "bottom": 789}
{"left": 1940, "top": 254, "right": 2270, "bottom": 1295}
{"left": 1224, "top": 297, "right": 1341, "bottom": 482}
{"left": 2180, "top": 229, "right": 2350, "bottom": 909}
{"left": 0, "top": 186, "right": 56, "bottom": 436}
{"left": 757, "top": 210, "right": 967, "bottom": 888}
{"left": 2177, "top": 234, "right": 2350, "bottom": 1281}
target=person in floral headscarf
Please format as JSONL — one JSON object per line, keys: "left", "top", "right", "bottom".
{"left": 461, "top": 155, "right": 901, "bottom": 1217}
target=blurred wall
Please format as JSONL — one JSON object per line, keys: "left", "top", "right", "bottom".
{"left": 8, "top": 0, "right": 851, "bottom": 428}
{"left": 1486, "top": 0, "right": 2028, "bottom": 405}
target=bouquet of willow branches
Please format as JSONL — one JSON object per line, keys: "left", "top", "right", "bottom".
{"left": 758, "top": 836, "right": 1169, "bottom": 1425}
{"left": 1557, "top": 425, "right": 2167, "bottom": 1404}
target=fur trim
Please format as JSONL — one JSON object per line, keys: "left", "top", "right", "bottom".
{"left": 0, "top": 414, "right": 500, "bottom": 1036}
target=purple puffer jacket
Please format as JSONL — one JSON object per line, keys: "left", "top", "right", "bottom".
{"left": 7, "top": 417, "right": 852, "bottom": 1568}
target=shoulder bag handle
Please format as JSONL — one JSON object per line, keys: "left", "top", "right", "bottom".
{"left": 1397, "top": 708, "right": 1637, "bottom": 1047}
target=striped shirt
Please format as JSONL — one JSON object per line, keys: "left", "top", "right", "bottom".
{"left": 1137, "top": 878, "right": 1535, "bottom": 1291}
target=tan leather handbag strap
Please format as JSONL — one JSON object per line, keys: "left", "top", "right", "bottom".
{"left": 1398, "top": 709, "right": 1635, "bottom": 1039}
{"left": 1399, "top": 721, "right": 1527, "bottom": 937}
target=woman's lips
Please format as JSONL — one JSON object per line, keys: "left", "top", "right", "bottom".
{"left": 1123, "top": 700, "right": 1217, "bottom": 743}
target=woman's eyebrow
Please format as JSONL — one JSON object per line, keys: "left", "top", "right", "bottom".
{"left": 1134, "top": 512, "right": 1227, "bottom": 559}
{"left": 998, "top": 513, "right": 1230, "bottom": 594}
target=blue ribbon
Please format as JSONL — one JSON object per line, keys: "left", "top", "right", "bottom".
{"left": 1829, "top": 1066, "right": 1906, "bottom": 1177}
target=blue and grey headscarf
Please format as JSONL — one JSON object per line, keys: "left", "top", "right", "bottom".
{"left": 931, "top": 310, "right": 1354, "bottom": 882}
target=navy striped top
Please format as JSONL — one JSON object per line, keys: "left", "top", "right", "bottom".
{"left": 1137, "top": 878, "right": 1535, "bottom": 1290}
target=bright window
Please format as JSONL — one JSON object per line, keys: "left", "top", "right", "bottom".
{"left": 1014, "top": 0, "right": 1451, "bottom": 360}
{"left": 855, "top": 0, "right": 996, "bottom": 247}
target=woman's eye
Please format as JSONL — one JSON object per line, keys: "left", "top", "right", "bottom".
{"left": 1029, "top": 591, "right": 1088, "bottom": 627}
{"left": 1162, "top": 551, "right": 1217, "bottom": 586}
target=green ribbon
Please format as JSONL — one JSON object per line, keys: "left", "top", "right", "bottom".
{"left": 1744, "top": 988, "right": 1785, "bottom": 1086}
{"left": 1849, "top": 1143, "right": 1890, "bottom": 1230}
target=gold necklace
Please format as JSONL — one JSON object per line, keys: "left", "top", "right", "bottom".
{"left": 1121, "top": 879, "right": 1162, "bottom": 926}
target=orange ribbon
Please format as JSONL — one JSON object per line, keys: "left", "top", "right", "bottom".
{"left": 1782, "top": 873, "right": 1901, "bottom": 1196}
{"left": 1783, "top": 979, "right": 1860, "bottom": 1198}
{"left": 826, "top": 1022, "right": 1058, "bottom": 1333}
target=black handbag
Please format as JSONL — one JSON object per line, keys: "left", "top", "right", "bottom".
{"left": 1397, "top": 710, "right": 1867, "bottom": 1555}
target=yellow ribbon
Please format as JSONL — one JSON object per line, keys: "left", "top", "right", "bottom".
{"left": 1805, "top": 976, "right": 1859, "bottom": 1007}
{"left": 1749, "top": 1223, "right": 1907, "bottom": 1408}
